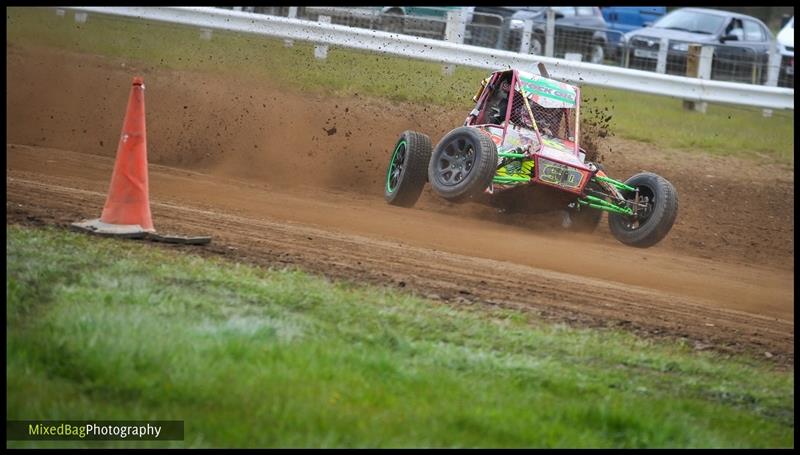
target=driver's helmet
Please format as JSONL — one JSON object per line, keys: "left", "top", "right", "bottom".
{"left": 499, "top": 80, "right": 510, "bottom": 97}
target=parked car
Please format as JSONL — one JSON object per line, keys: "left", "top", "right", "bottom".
{"left": 624, "top": 8, "right": 774, "bottom": 84}
{"left": 602, "top": 6, "right": 666, "bottom": 34}
{"left": 776, "top": 15, "right": 793, "bottom": 87}
{"left": 302, "top": 6, "right": 476, "bottom": 40}
{"left": 377, "top": 6, "right": 474, "bottom": 34}
{"left": 507, "top": 7, "right": 609, "bottom": 64}
{"left": 601, "top": 6, "right": 666, "bottom": 58}
{"left": 375, "top": 7, "right": 514, "bottom": 49}
{"left": 472, "top": 6, "right": 527, "bottom": 50}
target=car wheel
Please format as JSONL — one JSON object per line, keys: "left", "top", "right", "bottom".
{"left": 564, "top": 204, "right": 603, "bottom": 233}
{"left": 588, "top": 42, "right": 604, "bottom": 64}
{"left": 530, "top": 34, "right": 544, "bottom": 56}
{"left": 608, "top": 172, "right": 678, "bottom": 248}
{"left": 562, "top": 182, "right": 603, "bottom": 234}
{"left": 384, "top": 130, "right": 432, "bottom": 207}
{"left": 428, "top": 127, "right": 497, "bottom": 202}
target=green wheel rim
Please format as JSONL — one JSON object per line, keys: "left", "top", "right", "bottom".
{"left": 386, "top": 140, "right": 407, "bottom": 194}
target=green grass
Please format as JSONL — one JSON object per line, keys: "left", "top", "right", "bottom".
{"left": 6, "top": 224, "right": 794, "bottom": 448}
{"left": 580, "top": 86, "right": 793, "bottom": 162}
{"left": 6, "top": 7, "right": 794, "bottom": 164}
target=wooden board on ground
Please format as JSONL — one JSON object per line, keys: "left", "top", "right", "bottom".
{"left": 70, "top": 219, "right": 148, "bottom": 238}
{"left": 146, "top": 232, "right": 212, "bottom": 245}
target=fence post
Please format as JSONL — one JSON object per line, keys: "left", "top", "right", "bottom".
{"left": 655, "top": 37, "right": 669, "bottom": 74}
{"left": 685, "top": 44, "right": 702, "bottom": 82}
{"left": 497, "top": 16, "right": 512, "bottom": 51}
{"left": 519, "top": 19, "right": 533, "bottom": 54}
{"left": 443, "top": 9, "right": 467, "bottom": 76}
{"left": 762, "top": 40, "right": 781, "bottom": 118}
{"left": 696, "top": 45, "right": 714, "bottom": 113}
{"left": 284, "top": 6, "right": 298, "bottom": 47}
{"left": 545, "top": 8, "right": 555, "bottom": 58}
{"left": 683, "top": 44, "right": 712, "bottom": 113}
{"left": 622, "top": 38, "right": 630, "bottom": 68}
{"left": 683, "top": 44, "right": 706, "bottom": 113}
{"left": 313, "top": 15, "right": 331, "bottom": 60}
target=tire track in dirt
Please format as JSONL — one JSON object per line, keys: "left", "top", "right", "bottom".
{"left": 7, "top": 169, "right": 793, "bottom": 366}
{"left": 8, "top": 145, "right": 793, "bottom": 321}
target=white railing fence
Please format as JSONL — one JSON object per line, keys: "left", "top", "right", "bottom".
{"left": 60, "top": 7, "right": 793, "bottom": 110}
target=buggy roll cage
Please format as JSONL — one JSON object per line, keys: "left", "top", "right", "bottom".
{"left": 466, "top": 67, "right": 581, "bottom": 157}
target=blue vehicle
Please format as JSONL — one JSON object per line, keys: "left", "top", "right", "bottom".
{"left": 601, "top": 7, "right": 666, "bottom": 43}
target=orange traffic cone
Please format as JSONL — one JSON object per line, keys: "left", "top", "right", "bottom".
{"left": 100, "top": 76, "right": 153, "bottom": 231}
{"left": 72, "top": 76, "right": 154, "bottom": 237}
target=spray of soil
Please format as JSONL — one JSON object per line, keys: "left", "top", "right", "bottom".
{"left": 579, "top": 94, "right": 615, "bottom": 164}
{"left": 7, "top": 44, "right": 795, "bottom": 272}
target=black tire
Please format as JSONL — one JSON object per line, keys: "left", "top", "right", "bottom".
{"left": 428, "top": 127, "right": 497, "bottom": 202}
{"left": 566, "top": 180, "right": 604, "bottom": 233}
{"left": 778, "top": 67, "right": 794, "bottom": 88}
{"left": 384, "top": 131, "right": 432, "bottom": 207}
{"left": 530, "top": 32, "right": 545, "bottom": 55}
{"left": 608, "top": 172, "right": 678, "bottom": 248}
{"left": 587, "top": 40, "right": 605, "bottom": 64}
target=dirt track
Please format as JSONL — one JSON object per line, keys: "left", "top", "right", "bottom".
{"left": 6, "top": 44, "right": 795, "bottom": 365}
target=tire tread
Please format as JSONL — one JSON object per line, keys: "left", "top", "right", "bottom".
{"left": 428, "top": 127, "right": 497, "bottom": 202}
{"left": 609, "top": 172, "right": 678, "bottom": 248}
{"left": 384, "top": 130, "right": 432, "bottom": 207}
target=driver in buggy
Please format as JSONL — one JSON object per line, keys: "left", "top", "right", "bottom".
{"left": 531, "top": 104, "right": 564, "bottom": 138}
{"left": 483, "top": 76, "right": 566, "bottom": 140}
{"left": 486, "top": 79, "right": 511, "bottom": 125}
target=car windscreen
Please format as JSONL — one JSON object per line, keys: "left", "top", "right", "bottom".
{"left": 551, "top": 7, "right": 596, "bottom": 17}
{"left": 653, "top": 10, "right": 726, "bottom": 35}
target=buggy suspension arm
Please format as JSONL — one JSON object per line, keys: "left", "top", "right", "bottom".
{"left": 592, "top": 174, "right": 635, "bottom": 192}
{"left": 577, "top": 195, "right": 634, "bottom": 216}
{"left": 493, "top": 148, "right": 531, "bottom": 184}
{"left": 493, "top": 175, "right": 531, "bottom": 184}
{"left": 497, "top": 152, "right": 527, "bottom": 159}
{"left": 580, "top": 173, "right": 638, "bottom": 216}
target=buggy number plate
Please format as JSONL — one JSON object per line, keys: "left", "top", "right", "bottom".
{"left": 633, "top": 49, "right": 658, "bottom": 59}
{"left": 538, "top": 159, "right": 584, "bottom": 190}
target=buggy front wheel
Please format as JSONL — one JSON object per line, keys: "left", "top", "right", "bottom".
{"left": 428, "top": 127, "right": 497, "bottom": 202}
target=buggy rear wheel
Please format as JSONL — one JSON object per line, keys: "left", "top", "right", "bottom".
{"left": 608, "top": 172, "right": 678, "bottom": 248}
{"left": 563, "top": 178, "right": 604, "bottom": 233}
{"left": 384, "top": 130, "right": 432, "bottom": 207}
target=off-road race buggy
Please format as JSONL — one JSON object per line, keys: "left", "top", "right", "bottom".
{"left": 383, "top": 65, "right": 678, "bottom": 247}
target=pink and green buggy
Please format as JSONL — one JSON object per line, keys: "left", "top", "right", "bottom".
{"left": 384, "top": 66, "right": 678, "bottom": 247}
